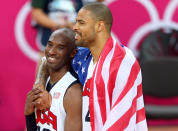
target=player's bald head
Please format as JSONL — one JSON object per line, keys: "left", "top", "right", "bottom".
{"left": 50, "top": 28, "right": 76, "bottom": 52}
{"left": 82, "top": 2, "right": 113, "bottom": 32}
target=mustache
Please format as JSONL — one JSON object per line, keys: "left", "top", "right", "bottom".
{"left": 74, "top": 31, "right": 82, "bottom": 36}
{"left": 46, "top": 54, "right": 57, "bottom": 57}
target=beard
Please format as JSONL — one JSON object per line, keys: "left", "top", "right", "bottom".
{"left": 75, "top": 40, "right": 87, "bottom": 47}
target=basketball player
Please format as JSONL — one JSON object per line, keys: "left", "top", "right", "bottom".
{"left": 24, "top": 28, "right": 82, "bottom": 131}
{"left": 33, "top": 2, "right": 147, "bottom": 131}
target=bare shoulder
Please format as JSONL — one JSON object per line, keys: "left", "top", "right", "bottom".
{"left": 65, "top": 82, "right": 82, "bottom": 98}
{"left": 63, "top": 82, "right": 82, "bottom": 113}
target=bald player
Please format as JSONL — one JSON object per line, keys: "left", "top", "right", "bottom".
{"left": 33, "top": 2, "right": 147, "bottom": 131}
{"left": 24, "top": 28, "right": 82, "bottom": 131}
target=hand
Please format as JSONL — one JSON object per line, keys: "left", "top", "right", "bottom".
{"left": 33, "top": 83, "right": 45, "bottom": 90}
{"left": 33, "top": 84, "right": 52, "bottom": 110}
{"left": 35, "top": 89, "right": 52, "bottom": 110}
{"left": 24, "top": 88, "right": 42, "bottom": 115}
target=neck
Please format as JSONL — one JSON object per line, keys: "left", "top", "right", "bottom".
{"left": 49, "top": 66, "right": 68, "bottom": 85}
{"left": 89, "top": 32, "right": 110, "bottom": 64}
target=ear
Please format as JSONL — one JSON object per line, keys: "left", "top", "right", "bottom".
{"left": 95, "top": 21, "right": 105, "bottom": 32}
{"left": 70, "top": 48, "right": 77, "bottom": 59}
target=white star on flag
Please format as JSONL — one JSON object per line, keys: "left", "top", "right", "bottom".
{"left": 82, "top": 67, "right": 85, "bottom": 74}
{"left": 84, "top": 56, "right": 87, "bottom": 61}
{"left": 77, "top": 61, "right": 82, "bottom": 66}
{"left": 72, "top": 59, "right": 75, "bottom": 64}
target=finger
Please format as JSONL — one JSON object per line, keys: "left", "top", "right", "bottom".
{"left": 35, "top": 98, "right": 49, "bottom": 109}
{"left": 32, "top": 93, "right": 42, "bottom": 101}
{"left": 31, "top": 101, "right": 38, "bottom": 109}
{"left": 36, "top": 105, "right": 45, "bottom": 111}
{"left": 33, "top": 83, "right": 44, "bottom": 89}
{"left": 33, "top": 84, "right": 38, "bottom": 89}
{"left": 27, "top": 90, "right": 33, "bottom": 96}
{"left": 35, "top": 101, "right": 46, "bottom": 110}
{"left": 34, "top": 99, "right": 41, "bottom": 106}
{"left": 34, "top": 86, "right": 43, "bottom": 91}
{"left": 31, "top": 88, "right": 43, "bottom": 95}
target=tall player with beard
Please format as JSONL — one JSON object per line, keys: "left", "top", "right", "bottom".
{"left": 34, "top": 2, "right": 148, "bottom": 131}
{"left": 73, "top": 3, "right": 147, "bottom": 130}
{"left": 25, "top": 28, "right": 82, "bottom": 131}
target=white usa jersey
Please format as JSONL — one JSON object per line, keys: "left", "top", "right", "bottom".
{"left": 36, "top": 72, "right": 77, "bottom": 131}
{"left": 82, "top": 58, "right": 96, "bottom": 131}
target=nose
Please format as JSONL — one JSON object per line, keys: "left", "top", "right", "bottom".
{"left": 48, "top": 46, "right": 56, "bottom": 55}
{"left": 73, "top": 22, "right": 78, "bottom": 31}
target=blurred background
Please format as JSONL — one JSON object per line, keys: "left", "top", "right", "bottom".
{"left": 0, "top": 0, "right": 178, "bottom": 130}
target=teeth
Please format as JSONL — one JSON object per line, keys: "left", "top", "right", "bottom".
{"left": 48, "top": 57, "right": 56, "bottom": 62}
{"left": 75, "top": 33, "right": 81, "bottom": 40}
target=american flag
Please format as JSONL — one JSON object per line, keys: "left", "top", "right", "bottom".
{"left": 53, "top": 92, "right": 60, "bottom": 99}
{"left": 72, "top": 46, "right": 92, "bottom": 86}
{"left": 72, "top": 37, "right": 147, "bottom": 131}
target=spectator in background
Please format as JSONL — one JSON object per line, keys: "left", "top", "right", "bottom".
{"left": 31, "top": 0, "right": 82, "bottom": 51}
{"left": 82, "top": 0, "right": 104, "bottom": 5}
{"left": 76, "top": 0, "right": 83, "bottom": 12}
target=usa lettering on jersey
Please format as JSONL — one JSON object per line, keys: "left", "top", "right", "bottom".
{"left": 36, "top": 109, "right": 57, "bottom": 130}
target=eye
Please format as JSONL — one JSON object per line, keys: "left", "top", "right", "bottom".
{"left": 79, "top": 21, "right": 85, "bottom": 25}
{"left": 47, "top": 42, "right": 53, "bottom": 47}
{"left": 77, "top": 20, "right": 85, "bottom": 25}
{"left": 58, "top": 45, "right": 65, "bottom": 50}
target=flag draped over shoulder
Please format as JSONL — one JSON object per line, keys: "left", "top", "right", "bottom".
{"left": 72, "top": 47, "right": 92, "bottom": 85}
{"left": 89, "top": 37, "right": 148, "bottom": 131}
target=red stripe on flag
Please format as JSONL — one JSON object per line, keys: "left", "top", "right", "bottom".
{"left": 107, "top": 43, "right": 126, "bottom": 108}
{"left": 90, "top": 37, "right": 113, "bottom": 130}
{"left": 112, "top": 60, "right": 140, "bottom": 109}
{"left": 136, "top": 108, "right": 146, "bottom": 124}
{"left": 107, "top": 96, "right": 137, "bottom": 131}
{"left": 95, "top": 76, "right": 106, "bottom": 123}
{"left": 95, "top": 37, "right": 114, "bottom": 124}
{"left": 90, "top": 67, "right": 96, "bottom": 131}
{"left": 137, "top": 83, "right": 143, "bottom": 98}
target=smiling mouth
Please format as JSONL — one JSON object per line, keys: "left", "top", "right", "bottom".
{"left": 75, "top": 32, "right": 81, "bottom": 40}
{"left": 47, "top": 57, "right": 57, "bottom": 63}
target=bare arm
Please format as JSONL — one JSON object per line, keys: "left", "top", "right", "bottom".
{"left": 31, "top": 8, "right": 60, "bottom": 30}
{"left": 33, "top": 57, "right": 52, "bottom": 110}
{"left": 31, "top": 8, "right": 72, "bottom": 30}
{"left": 34, "top": 57, "right": 49, "bottom": 89}
{"left": 64, "top": 83, "right": 82, "bottom": 131}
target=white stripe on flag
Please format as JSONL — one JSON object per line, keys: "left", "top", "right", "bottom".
{"left": 137, "top": 95, "right": 144, "bottom": 111}
{"left": 103, "top": 80, "right": 138, "bottom": 130}
{"left": 112, "top": 47, "right": 136, "bottom": 107}
{"left": 102, "top": 38, "right": 116, "bottom": 116}
{"left": 137, "top": 71, "right": 142, "bottom": 86}
{"left": 136, "top": 119, "right": 148, "bottom": 131}
{"left": 124, "top": 113, "right": 136, "bottom": 131}
{"left": 93, "top": 58, "right": 104, "bottom": 130}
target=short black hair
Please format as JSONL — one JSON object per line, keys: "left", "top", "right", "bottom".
{"left": 82, "top": 2, "right": 113, "bottom": 32}
{"left": 53, "top": 28, "right": 76, "bottom": 52}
